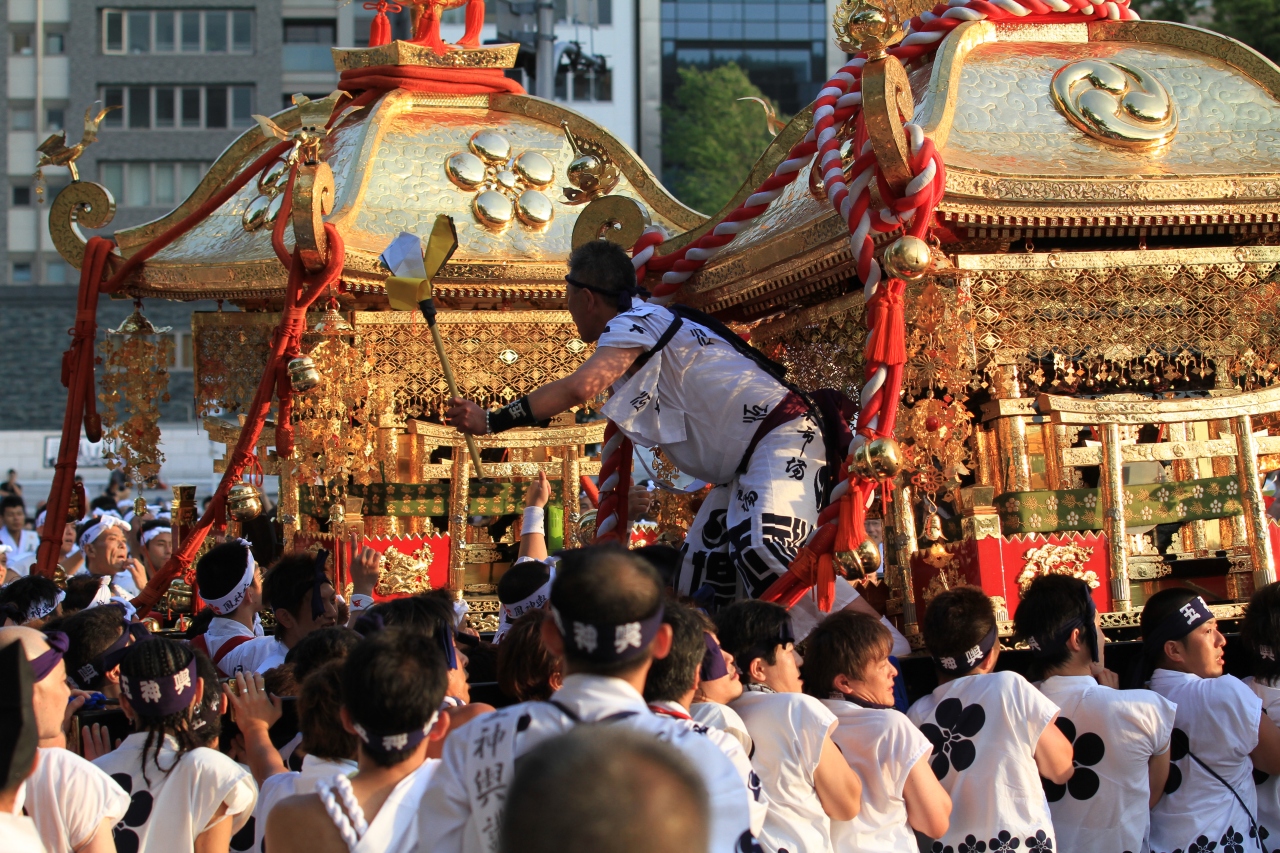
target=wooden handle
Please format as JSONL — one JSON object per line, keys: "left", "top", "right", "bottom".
{"left": 428, "top": 322, "right": 486, "bottom": 478}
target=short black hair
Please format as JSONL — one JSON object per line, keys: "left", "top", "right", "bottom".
{"left": 801, "top": 611, "right": 893, "bottom": 698}
{"left": 360, "top": 593, "right": 455, "bottom": 643}
{"left": 0, "top": 575, "right": 62, "bottom": 623}
{"left": 643, "top": 599, "right": 706, "bottom": 704}
{"left": 498, "top": 560, "right": 552, "bottom": 605}
{"left": 496, "top": 610, "right": 560, "bottom": 703}
{"left": 549, "top": 546, "right": 663, "bottom": 676}
{"left": 566, "top": 240, "right": 637, "bottom": 312}
{"left": 0, "top": 495, "right": 24, "bottom": 514}
{"left": 342, "top": 628, "right": 449, "bottom": 767}
{"left": 138, "top": 519, "right": 170, "bottom": 540}
{"left": 262, "top": 554, "right": 329, "bottom": 618}
{"left": 921, "top": 587, "right": 996, "bottom": 664}
{"left": 89, "top": 495, "right": 117, "bottom": 514}
{"left": 501, "top": 726, "right": 709, "bottom": 853}
{"left": 195, "top": 541, "right": 254, "bottom": 601}
{"left": 1243, "top": 582, "right": 1280, "bottom": 684}
{"left": 60, "top": 605, "right": 127, "bottom": 690}
{"left": 633, "top": 546, "right": 682, "bottom": 591}
{"left": 298, "top": 660, "right": 357, "bottom": 761}
{"left": 61, "top": 575, "right": 103, "bottom": 614}
{"left": 285, "top": 626, "right": 361, "bottom": 683}
{"left": 714, "top": 599, "right": 792, "bottom": 675}
{"left": 1013, "top": 574, "right": 1094, "bottom": 676}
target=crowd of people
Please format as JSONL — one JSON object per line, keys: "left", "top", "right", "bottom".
{"left": 4, "top": 480, "right": 1280, "bottom": 853}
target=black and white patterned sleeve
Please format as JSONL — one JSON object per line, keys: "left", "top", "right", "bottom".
{"left": 596, "top": 306, "right": 667, "bottom": 351}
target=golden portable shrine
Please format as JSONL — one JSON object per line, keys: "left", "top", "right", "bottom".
{"left": 32, "top": 0, "right": 1280, "bottom": 643}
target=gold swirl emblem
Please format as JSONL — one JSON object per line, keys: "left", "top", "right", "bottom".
{"left": 1050, "top": 59, "right": 1177, "bottom": 150}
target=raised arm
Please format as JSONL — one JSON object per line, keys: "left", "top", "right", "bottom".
{"left": 445, "top": 345, "right": 644, "bottom": 435}
{"left": 813, "top": 734, "right": 863, "bottom": 822}
{"left": 517, "top": 472, "right": 552, "bottom": 563}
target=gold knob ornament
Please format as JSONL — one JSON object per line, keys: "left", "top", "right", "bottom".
{"left": 287, "top": 355, "right": 322, "bottom": 392}
{"left": 226, "top": 482, "right": 264, "bottom": 521}
{"left": 882, "top": 235, "right": 932, "bottom": 281}
{"left": 850, "top": 436, "right": 904, "bottom": 481}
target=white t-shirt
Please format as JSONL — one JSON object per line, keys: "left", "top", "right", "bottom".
{"left": 1150, "top": 669, "right": 1264, "bottom": 853}
{"left": 731, "top": 690, "right": 838, "bottom": 853}
{"left": 821, "top": 699, "right": 931, "bottom": 853}
{"left": 597, "top": 303, "right": 788, "bottom": 486}
{"left": 16, "top": 747, "right": 129, "bottom": 853}
{"left": 419, "top": 673, "right": 755, "bottom": 853}
{"left": 0, "top": 810, "right": 47, "bottom": 853}
{"left": 253, "top": 754, "right": 358, "bottom": 852}
{"left": 92, "top": 733, "right": 258, "bottom": 853}
{"left": 651, "top": 699, "right": 768, "bottom": 837}
{"left": 692, "top": 701, "right": 754, "bottom": 757}
{"left": 1037, "top": 674, "right": 1176, "bottom": 853}
{"left": 906, "top": 670, "right": 1059, "bottom": 853}
{"left": 2, "top": 528, "right": 40, "bottom": 575}
{"left": 1246, "top": 676, "right": 1280, "bottom": 844}
{"left": 351, "top": 758, "right": 438, "bottom": 853}
{"left": 213, "top": 627, "right": 288, "bottom": 676}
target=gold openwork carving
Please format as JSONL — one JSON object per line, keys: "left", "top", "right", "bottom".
{"left": 1017, "top": 542, "right": 1099, "bottom": 591}
{"left": 1050, "top": 59, "right": 1178, "bottom": 149}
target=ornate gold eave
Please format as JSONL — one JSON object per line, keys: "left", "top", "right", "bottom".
{"left": 670, "top": 19, "right": 1280, "bottom": 319}
{"left": 72, "top": 68, "right": 704, "bottom": 301}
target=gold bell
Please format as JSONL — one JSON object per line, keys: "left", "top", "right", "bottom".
{"left": 882, "top": 235, "right": 933, "bottom": 282}
{"left": 850, "top": 436, "right": 904, "bottom": 481}
{"left": 287, "top": 355, "right": 321, "bottom": 392}
{"left": 856, "top": 538, "right": 883, "bottom": 574}
{"left": 227, "top": 482, "right": 264, "bottom": 521}
{"left": 923, "top": 510, "right": 946, "bottom": 543}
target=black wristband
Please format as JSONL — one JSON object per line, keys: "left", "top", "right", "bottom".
{"left": 486, "top": 396, "right": 538, "bottom": 433}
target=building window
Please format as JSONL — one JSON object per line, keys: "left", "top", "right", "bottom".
{"left": 102, "top": 10, "right": 253, "bottom": 55}
{"left": 556, "top": 44, "right": 612, "bottom": 103}
{"left": 11, "top": 263, "right": 32, "bottom": 284}
{"left": 45, "top": 108, "right": 65, "bottom": 132}
{"left": 167, "top": 331, "right": 194, "bottom": 371}
{"left": 11, "top": 108, "right": 34, "bottom": 131}
{"left": 12, "top": 31, "right": 34, "bottom": 55}
{"left": 45, "top": 262, "right": 67, "bottom": 285}
{"left": 45, "top": 32, "right": 66, "bottom": 54}
{"left": 99, "top": 161, "right": 209, "bottom": 207}
{"left": 99, "top": 86, "right": 254, "bottom": 130}
{"left": 12, "top": 187, "right": 31, "bottom": 206}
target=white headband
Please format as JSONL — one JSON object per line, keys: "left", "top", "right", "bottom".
{"left": 140, "top": 527, "right": 171, "bottom": 547}
{"left": 494, "top": 560, "right": 555, "bottom": 642}
{"left": 202, "top": 539, "right": 256, "bottom": 616}
{"left": 80, "top": 515, "right": 130, "bottom": 548}
{"left": 27, "top": 590, "right": 66, "bottom": 622}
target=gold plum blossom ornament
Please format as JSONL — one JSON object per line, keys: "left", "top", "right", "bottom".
{"left": 375, "top": 543, "right": 434, "bottom": 596}
{"left": 445, "top": 129, "right": 555, "bottom": 229}
{"left": 560, "top": 121, "right": 620, "bottom": 205}
{"left": 97, "top": 303, "right": 173, "bottom": 487}
{"left": 1017, "top": 542, "right": 1100, "bottom": 591}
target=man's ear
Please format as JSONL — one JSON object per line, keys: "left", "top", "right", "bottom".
{"left": 428, "top": 709, "right": 452, "bottom": 742}
{"left": 1163, "top": 638, "right": 1186, "bottom": 666}
{"left": 105, "top": 666, "right": 121, "bottom": 685}
{"left": 119, "top": 692, "right": 137, "bottom": 724}
{"left": 274, "top": 607, "right": 297, "bottom": 633}
{"left": 540, "top": 612, "right": 565, "bottom": 659}
{"left": 1066, "top": 627, "right": 1085, "bottom": 654}
{"left": 747, "top": 656, "right": 768, "bottom": 684}
{"left": 339, "top": 705, "right": 358, "bottom": 736}
{"left": 650, "top": 624, "right": 673, "bottom": 661}
{"left": 831, "top": 672, "right": 858, "bottom": 695}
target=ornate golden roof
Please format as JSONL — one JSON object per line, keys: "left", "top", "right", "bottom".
{"left": 79, "top": 44, "right": 702, "bottom": 304}
{"left": 668, "top": 21, "right": 1280, "bottom": 320}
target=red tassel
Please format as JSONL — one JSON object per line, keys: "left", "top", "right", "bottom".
{"left": 369, "top": 11, "right": 391, "bottom": 46}
{"left": 816, "top": 553, "right": 836, "bottom": 612}
{"left": 864, "top": 282, "right": 907, "bottom": 366}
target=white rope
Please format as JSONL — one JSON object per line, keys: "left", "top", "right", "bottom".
{"left": 318, "top": 774, "right": 368, "bottom": 852}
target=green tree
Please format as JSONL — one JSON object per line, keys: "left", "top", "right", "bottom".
{"left": 661, "top": 63, "right": 784, "bottom": 215}
{"left": 1211, "top": 0, "right": 1280, "bottom": 62}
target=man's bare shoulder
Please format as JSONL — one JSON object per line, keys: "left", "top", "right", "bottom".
{"left": 264, "top": 792, "right": 348, "bottom": 853}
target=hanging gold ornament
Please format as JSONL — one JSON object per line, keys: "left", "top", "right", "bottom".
{"left": 98, "top": 302, "right": 173, "bottom": 487}
{"left": 227, "top": 482, "right": 264, "bottom": 521}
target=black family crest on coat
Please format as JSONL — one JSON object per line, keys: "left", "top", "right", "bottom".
{"left": 1041, "top": 716, "right": 1105, "bottom": 801}
{"left": 920, "top": 698, "right": 987, "bottom": 780}
{"left": 109, "top": 773, "right": 153, "bottom": 853}
{"left": 1164, "top": 727, "right": 1191, "bottom": 795}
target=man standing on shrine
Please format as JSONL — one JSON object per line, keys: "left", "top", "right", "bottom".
{"left": 445, "top": 241, "right": 871, "bottom": 637}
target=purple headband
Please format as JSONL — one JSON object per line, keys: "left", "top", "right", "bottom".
{"left": 935, "top": 624, "right": 998, "bottom": 675}
{"left": 351, "top": 712, "right": 437, "bottom": 758}
{"left": 1145, "top": 595, "right": 1214, "bottom": 651}
{"left": 120, "top": 658, "right": 200, "bottom": 717}
{"left": 1026, "top": 584, "right": 1099, "bottom": 663}
{"left": 551, "top": 604, "right": 666, "bottom": 665}
{"left": 31, "top": 631, "right": 69, "bottom": 682}
{"left": 700, "top": 632, "right": 729, "bottom": 681}
{"left": 71, "top": 617, "right": 153, "bottom": 689}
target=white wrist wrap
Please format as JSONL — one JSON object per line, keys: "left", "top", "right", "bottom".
{"left": 522, "top": 506, "right": 546, "bottom": 536}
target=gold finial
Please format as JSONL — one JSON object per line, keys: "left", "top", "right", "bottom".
{"left": 252, "top": 90, "right": 350, "bottom": 164}
{"left": 737, "top": 97, "right": 786, "bottom": 137}
{"left": 561, "top": 121, "right": 620, "bottom": 205}
{"left": 833, "top": 0, "right": 913, "bottom": 58}
{"left": 36, "top": 100, "right": 119, "bottom": 189}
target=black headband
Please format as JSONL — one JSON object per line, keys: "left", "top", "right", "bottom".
{"left": 1144, "top": 595, "right": 1214, "bottom": 651}
{"left": 70, "top": 617, "right": 152, "bottom": 689}
{"left": 935, "top": 624, "right": 998, "bottom": 675}
{"left": 564, "top": 276, "right": 650, "bottom": 311}
{"left": 1026, "top": 585, "right": 1098, "bottom": 664}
